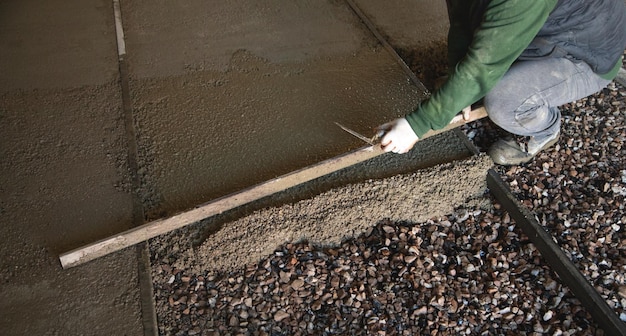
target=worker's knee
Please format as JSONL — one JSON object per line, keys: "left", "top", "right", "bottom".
{"left": 485, "top": 92, "right": 560, "bottom": 137}
{"left": 483, "top": 89, "right": 517, "bottom": 129}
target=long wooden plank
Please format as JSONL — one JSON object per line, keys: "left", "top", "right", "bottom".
{"left": 487, "top": 169, "right": 626, "bottom": 336}
{"left": 59, "top": 107, "right": 487, "bottom": 268}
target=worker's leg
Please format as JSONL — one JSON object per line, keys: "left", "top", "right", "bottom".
{"left": 484, "top": 57, "right": 611, "bottom": 165}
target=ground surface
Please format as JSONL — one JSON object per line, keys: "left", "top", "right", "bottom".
{"left": 3, "top": 0, "right": 623, "bottom": 335}
{"left": 149, "top": 72, "right": 626, "bottom": 336}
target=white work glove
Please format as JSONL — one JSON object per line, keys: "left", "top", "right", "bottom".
{"left": 377, "top": 118, "right": 419, "bottom": 154}
{"left": 461, "top": 105, "right": 471, "bottom": 121}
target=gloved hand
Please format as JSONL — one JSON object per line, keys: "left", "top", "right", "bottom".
{"left": 461, "top": 105, "right": 471, "bottom": 121}
{"left": 377, "top": 118, "right": 419, "bottom": 154}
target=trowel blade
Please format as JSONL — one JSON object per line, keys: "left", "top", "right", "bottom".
{"left": 334, "top": 122, "right": 375, "bottom": 145}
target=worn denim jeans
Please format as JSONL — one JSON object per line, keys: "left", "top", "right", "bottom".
{"left": 484, "top": 57, "right": 612, "bottom": 140}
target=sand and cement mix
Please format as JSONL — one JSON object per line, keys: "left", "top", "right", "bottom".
{"left": 152, "top": 154, "right": 493, "bottom": 275}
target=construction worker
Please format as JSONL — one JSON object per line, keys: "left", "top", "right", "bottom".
{"left": 378, "top": 0, "right": 626, "bottom": 165}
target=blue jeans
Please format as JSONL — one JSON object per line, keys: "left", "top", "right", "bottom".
{"left": 484, "top": 58, "right": 612, "bottom": 139}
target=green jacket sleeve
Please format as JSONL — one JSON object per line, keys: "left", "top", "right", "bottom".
{"left": 406, "top": 0, "right": 558, "bottom": 138}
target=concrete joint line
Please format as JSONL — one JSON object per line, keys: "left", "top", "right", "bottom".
{"left": 344, "top": 0, "right": 430, "bottom": 99}
{"left": 111, "top": 1, "right": 158, "bottom": 335}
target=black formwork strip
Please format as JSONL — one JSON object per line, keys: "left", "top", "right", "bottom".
{"left": 486, "top": 169, "right": 626, "bottom": 336}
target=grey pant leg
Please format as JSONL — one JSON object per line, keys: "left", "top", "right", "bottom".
{"left": 484, "top": 58, "right": 612, "bottom": 138}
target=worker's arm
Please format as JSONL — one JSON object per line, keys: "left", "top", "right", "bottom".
{"left": 381, "top": 0, "right": 558, "bottom": 154}
{"left": 406, "top": 0, "right": 557, "bottom": 139}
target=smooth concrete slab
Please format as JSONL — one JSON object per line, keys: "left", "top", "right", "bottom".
{"left": 122, "top": 0, "right": 370, "bottom": 77}
{"left": 353, "top": 0, "right": 449, "bottom": 50}
{"left": 0, "top": 0, "right": 119, "bottom": 90}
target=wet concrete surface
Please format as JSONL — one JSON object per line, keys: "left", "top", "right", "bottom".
{"left": 0, "top": 0, "right": 143, "bottom": 335}
{"left": 131, "top": 51, "right": 424, "bottom": 219}
{"left": 355, "top": 0, "right": 448, "bottom": 50}
{"left": 121, "top": 0, "right": 428, "bottom": 218}
{"left": 0, "top": 0, "right": 450, "bottom": 334}
{"left": 0, "top": 0, "right": 119, "bottom": 91}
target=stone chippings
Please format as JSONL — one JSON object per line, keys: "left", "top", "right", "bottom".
{"left": 469, "top": 80, "right": 626, "bottom": 331}
{"left": 153, "top": 209, "right": 598, "bottom": 335}
{"left": 151, "top": 83, "right": 625, "bottom": 335}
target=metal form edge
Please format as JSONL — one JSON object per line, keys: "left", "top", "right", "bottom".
{"left": 487, "top": 169, "right": 626, "bottom": 336}
{"left": 345, "top": 0, "right": 430, "bottom": 99}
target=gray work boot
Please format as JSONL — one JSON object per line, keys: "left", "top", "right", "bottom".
{"left": 488, "top": 131, "right": 560, "bottom": 165}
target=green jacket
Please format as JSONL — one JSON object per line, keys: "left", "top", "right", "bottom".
{"left": 405, "top": 0, "right": 625, "bottom": 138}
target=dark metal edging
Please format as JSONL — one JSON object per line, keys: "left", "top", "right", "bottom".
{"left": 487, "top": 169, "right": 626, "bottom": 336}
